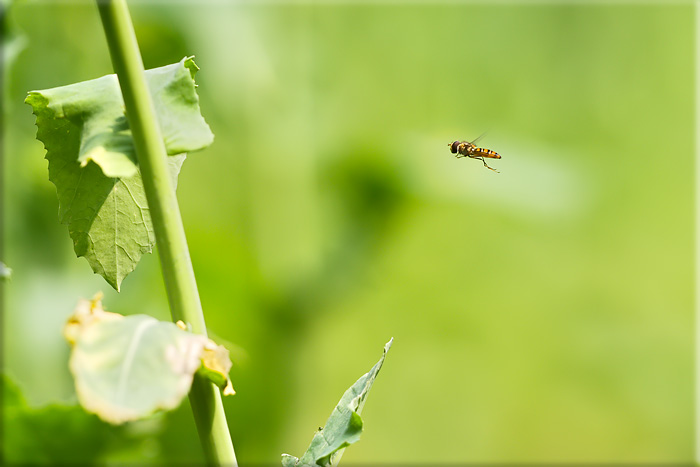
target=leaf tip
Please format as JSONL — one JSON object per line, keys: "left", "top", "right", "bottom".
{"left": 24, "top": 90, "right": 41, "bottom": 105}
{"left": 281, "top": 453, "right": 299, "bottom": 467}
{"left": 385, "top": 337, "right": 394, "bottom": 351}
{"left": 182, "top": 56, "right": 200, "bottom": 80}
{"left": 223, "top": 380, "right": 236, "bottom": 396}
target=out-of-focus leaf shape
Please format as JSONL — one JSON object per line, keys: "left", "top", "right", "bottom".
{"left": 281, "top": 339, "right": 392, "bottom": 467}
{"left": 0, "top": 261, "right": 12, "bottom": 280}
{"left": 25, "top": 57, "right": 211, "bottom": 291}
{"left": 65, "top": 295, "right": 234, "bottom": 424}
{"left": 199, "top": 341, "right": 236, "bottom": 396}
{"left": 2, "top": 374, "right": 113, "bottom": 464}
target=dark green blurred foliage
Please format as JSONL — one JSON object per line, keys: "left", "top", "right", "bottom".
{"left": 3, "top": 375, "right": 114, "bottom": 464}
{"left": 4, "top": 2, "right": 694, "bottom": 465}
{"left": 317, "top": 145, "right": 409, "bottom": 298}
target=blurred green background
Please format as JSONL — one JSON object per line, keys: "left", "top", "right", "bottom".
{"left": 3, "top": 1, "right": 694, "bottom": 465}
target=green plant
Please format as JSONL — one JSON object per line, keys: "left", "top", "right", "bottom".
{"left": 19, "top": 0, "right": 392, "bottom": 465}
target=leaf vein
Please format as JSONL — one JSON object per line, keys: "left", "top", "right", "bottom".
{"left": 115, "top": 319, "right": 157, "bottom": 405}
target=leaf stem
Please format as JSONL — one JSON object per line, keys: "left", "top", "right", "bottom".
{"left": 96, "top": 1, "right": 237, "bottom": 464}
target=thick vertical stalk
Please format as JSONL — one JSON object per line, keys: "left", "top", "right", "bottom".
{"left": 0, "top": 4, "right": 6, "bottom": 313}
{"left": 96, "top": 1, "right": 236, "bottom": 465}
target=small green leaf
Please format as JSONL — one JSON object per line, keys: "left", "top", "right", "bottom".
{"left": 65, "top": 295, "right": 234, "bottom": 424}
{"left": 282, "top": 338, "right": 393, "bottom": 467}
{"left": 25, "top": 57, "right": 210, "bottom": 291}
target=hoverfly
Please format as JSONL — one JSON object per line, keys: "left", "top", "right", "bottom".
{"left": 448, "top": 133, "right": 501, "bottom": 172}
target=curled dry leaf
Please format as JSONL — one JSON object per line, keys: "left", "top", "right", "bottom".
{"left": 64, "top": 294, "right": 235, "bottom": 424}
{"left": 201, "top": 342, "right": 235, "bottom": 396}
{"left": 63, "top": 292, "right": 121, "bottom": 345}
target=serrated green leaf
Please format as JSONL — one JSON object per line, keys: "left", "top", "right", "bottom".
{"left": 282, "top": 339, "right": 393, "bottom": 467}
{"left": 40, "top": 150, "right": 183, "bottom": 291}
{"left": 26, "top": 56, "right": 212, "bottom": 178}
{"left": 25, "top": 57, "right": 209, "bottom": 290}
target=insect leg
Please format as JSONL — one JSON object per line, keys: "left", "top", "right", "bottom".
{"left": 477, "top": 156, "right": 499, "bottom": 173}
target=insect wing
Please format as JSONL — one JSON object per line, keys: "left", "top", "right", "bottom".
{"left": 469, "top": 131, "right": 488, "bottom": 146}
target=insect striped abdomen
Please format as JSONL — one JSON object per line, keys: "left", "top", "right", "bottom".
{"left": 474, "top": 148, "right": 501, "bottom": 159}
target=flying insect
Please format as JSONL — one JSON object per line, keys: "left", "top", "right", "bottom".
{"left": 448, "top": 133, "right": 501, "bottom": 172}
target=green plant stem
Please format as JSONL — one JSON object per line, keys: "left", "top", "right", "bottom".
{"left": 96, "top": 1, "right": 237, "bottom": 465}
